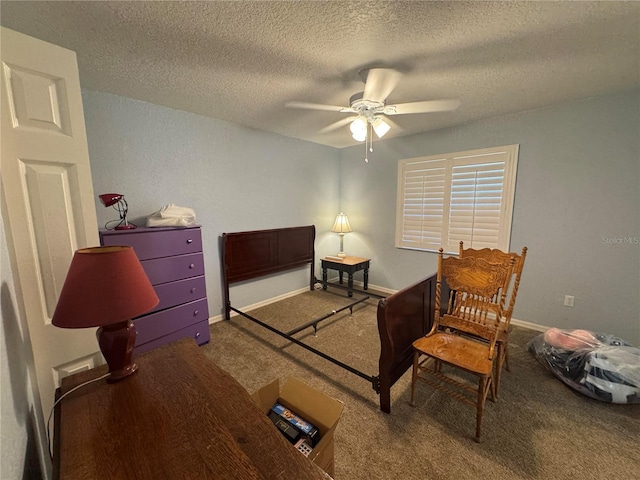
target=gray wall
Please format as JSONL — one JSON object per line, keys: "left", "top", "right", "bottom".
{"left": 83, "top": 90, "right": 341, "bottom": 317}
{"left": 339, "top": 89, "right": 640, "bottom": 345}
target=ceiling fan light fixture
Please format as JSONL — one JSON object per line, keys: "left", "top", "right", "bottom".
{"left": 350, "top": 117, "right": 367, "bottom": 141}
{"left": 372, "top": 117, "right": 390, "bottom": 138}
{"left": 350, "top": 116, "right": 367, "bottom": 134}
{"left": 352, "top": 130, "right": 367, "bottom": 142}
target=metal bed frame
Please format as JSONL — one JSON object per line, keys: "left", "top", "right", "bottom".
{"left": 221, "top": 225, "right": 445, "bottom": 413}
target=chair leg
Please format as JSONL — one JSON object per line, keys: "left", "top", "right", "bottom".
{"left": 488, "top": 375, "right": 496, "bottom": 403}
{"left": 494, "top": 340, "right": 510, "bottom": 399}
{"left": 494, "top": 346, "right": 504, "bottom": 399}
{"left": 410, "top": 351, "right": 419, "bottom": 407}
{"left": 475, "top": 375, "right": 490, "bottom": 442}
{"left": 504, "top": 341, "right": 511, "bottom": 372}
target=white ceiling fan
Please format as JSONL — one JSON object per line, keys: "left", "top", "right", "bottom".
{"left": 285, "top": 68, "right": 460, "bottom": 160}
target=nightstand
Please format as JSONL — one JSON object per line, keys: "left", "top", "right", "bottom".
{"left": 321, "top": 256, "right": 370, "bottom": 297}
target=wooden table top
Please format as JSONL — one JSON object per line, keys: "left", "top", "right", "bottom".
{"left": 322, "top": 255, "right": 370, "bottom": 266}
{"left": 55, "top": 338, "right": 331, "bottom": 479}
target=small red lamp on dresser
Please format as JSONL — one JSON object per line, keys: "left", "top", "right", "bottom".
{"left": 99, "top": 192, "right": 136, "bottom": 230}
{"left": 52, "top": 246, "right": 159, "bottom": 382}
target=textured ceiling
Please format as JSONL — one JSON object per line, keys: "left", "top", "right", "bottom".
{"left": 1, "top": 1, "right": 639, "bottom": 148}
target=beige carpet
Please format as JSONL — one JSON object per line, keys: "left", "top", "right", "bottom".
{"left": 202, "top": 288, "right": 640, "bottom": 480}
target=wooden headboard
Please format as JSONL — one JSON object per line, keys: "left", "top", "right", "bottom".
{"left": 221, "top": 225, "right": 316, "bottom": 319}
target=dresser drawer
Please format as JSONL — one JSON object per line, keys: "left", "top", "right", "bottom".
{"left": 140, "top": 253, "right": 204, "bottom": 285}
{"left": 100, "top": 227, "right": 203, "bottom": 260}
{"left": 135, "top": 320, "right": 210, "bottom": 355}
{"left": 150, "top": 276, "right": 206, "bottom": 313}
{"left": 135, "top": 298, "right": 209, "bottom": 346}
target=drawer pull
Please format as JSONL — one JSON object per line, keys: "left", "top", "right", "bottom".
{"left": 187, "top": 239, "right": 193, "bottom": 244}
{"left": 193, "top": 310, "right": 199, "bottom": 316}
{"left": 189, "top": 263, "right": 195, "bottom": 269}
{"left": 195, "top": 332, "right": 200, "bottom": 338}
{"left": 190, "top": 287, "right": 197, "bottom": 293}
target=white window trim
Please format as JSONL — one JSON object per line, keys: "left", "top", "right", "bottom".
{"left": 395, "top": 144, "right": 519, "bottom": 254}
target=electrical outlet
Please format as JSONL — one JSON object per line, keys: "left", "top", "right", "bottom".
{"left": 564, "top": 295, "right": 575, "bottom": 307}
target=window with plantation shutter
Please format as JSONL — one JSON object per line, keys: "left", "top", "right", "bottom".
{"left": 396, "top": 145, "right": 518, "bottom": 254}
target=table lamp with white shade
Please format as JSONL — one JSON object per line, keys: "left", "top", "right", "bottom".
{"left": 331, "top": 212, "right": 352, "bottom": 258}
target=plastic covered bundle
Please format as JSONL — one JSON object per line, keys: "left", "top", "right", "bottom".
{"left": 527, "top": 328, "right": 640, "bottom": 404}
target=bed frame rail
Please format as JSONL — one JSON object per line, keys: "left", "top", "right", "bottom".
{"left": 230, "top": 305, "right": 380, "bottom": 392}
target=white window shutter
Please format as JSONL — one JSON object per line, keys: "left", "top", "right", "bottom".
{"left": 396, "top": 145, "right": 518, "bottom": 253}
{"left": 397, "top": 157, "right": 447, "bottom": 250}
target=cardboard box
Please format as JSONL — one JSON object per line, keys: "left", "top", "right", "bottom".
{"left": 252, "top": 377, "right": 344, "bottom": 477}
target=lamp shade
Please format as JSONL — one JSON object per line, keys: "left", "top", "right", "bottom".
{"left": 331, "top": 212, "right": 352, "bottom": 234}
{"left": 52, "top": 246, "right": 159, "bottom": 329}
{"left": 99, "top": 193, "right": 124, "bottom": 208}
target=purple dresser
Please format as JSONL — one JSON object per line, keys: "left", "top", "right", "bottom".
{"left": 99, "top": 225, "right": 210, "bottom": 354}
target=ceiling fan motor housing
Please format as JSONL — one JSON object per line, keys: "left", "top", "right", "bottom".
{"left": 349, "top": 92, "right": 385, "bottom": 119}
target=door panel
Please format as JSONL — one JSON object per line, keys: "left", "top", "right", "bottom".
{"left": 3, "top": 62, "right": 71, "bottom": 133}
{"left": 24, "top": 160, "right": 83, "bottom": 316}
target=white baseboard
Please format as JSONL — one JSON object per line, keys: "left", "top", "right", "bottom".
{"left": 324, "top": 279, "right": 396, "bottom": 296}
{"left": 510, "top": 318, "right": 548, "bottom": 332}
{"left": 208, "top": 286, "right": 309, "bottom": 324}
{"left": 363, "top": 282, "right": 396, "bottom": 296}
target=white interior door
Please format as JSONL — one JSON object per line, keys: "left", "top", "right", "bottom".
{"left": 1, "top": 27, "right": 103, "bottom": 426}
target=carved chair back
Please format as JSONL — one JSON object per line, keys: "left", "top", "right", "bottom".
{"left": 458, "top": 242, "right": 527, "bottom": 330}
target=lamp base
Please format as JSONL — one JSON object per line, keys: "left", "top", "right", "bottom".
{"left": 115, "top": 224, "right": 137, "bottom": 230}
{"left": 97, "top": 319, "right": 138, "bottom": 383}
{"left": 337, "top": 234, "right": 347, "bottom": 258}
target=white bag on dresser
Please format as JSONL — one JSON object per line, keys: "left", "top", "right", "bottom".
{"left": 146, "top": 204, "right": 197, "bottom": 227}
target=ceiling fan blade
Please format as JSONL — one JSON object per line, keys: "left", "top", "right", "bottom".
{"left": 362, "top": 68, "right": 403, "bottom": 103}
{"left": 285, "top": 101, "right": 352, "bottom": 113}
{"left": 318, "top": 116, "right": 358, "bottom": 134}
{"left": 384, "top": 99, "right": 461, "bottom": 115}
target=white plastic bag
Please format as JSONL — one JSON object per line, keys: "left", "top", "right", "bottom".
{"left": 527, "top": 328, "right": 640, "bottom": 404}
{"left": 146, "top": 204, "right": 197, "bottom": 227}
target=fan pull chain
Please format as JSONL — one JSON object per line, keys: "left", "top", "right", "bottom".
{"left": 363, "top": 121, "right": 368, "bottom": 163}
{"left": 364, "top": 134, "right": 368, "bottom": 163}
{"left": 364, "top": 121, "right": 374, "bottom": 163}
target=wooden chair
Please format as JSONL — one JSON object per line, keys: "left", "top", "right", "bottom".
{"left": 410, "top": 249, "right": 514, "bottom": 442}
{"left": 459, "top": 242, "right": 527, "bottom": 397}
